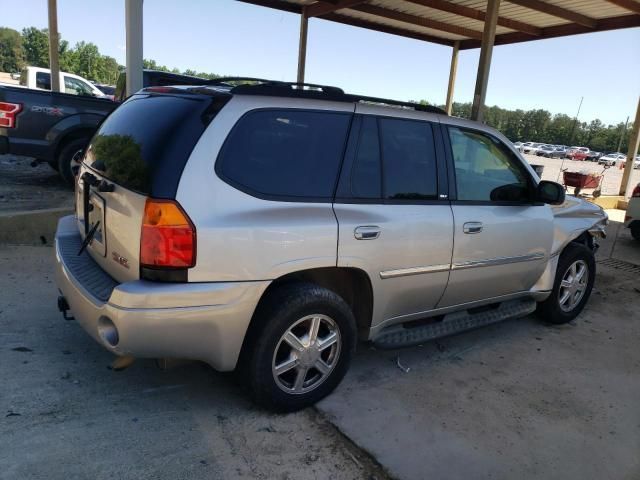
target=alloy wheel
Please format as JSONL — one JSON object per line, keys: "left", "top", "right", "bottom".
{"left": 272, "top": 314, "right": 341, "bottom": 394}
{"left": 558, "top": 260, "right": 589, "bottom": 312}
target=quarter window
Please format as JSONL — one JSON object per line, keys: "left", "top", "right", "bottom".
{"left": 217, "top": 110, "right": 351, "bottom": 199}
{"left": 448, "top": 127, "right": 531, "bottom": 202}
{"left": 36, "top": 72, "right": 51, "bottom": 90}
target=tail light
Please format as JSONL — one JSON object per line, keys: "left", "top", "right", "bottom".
{"left": 0, "top": 102, "right": 22, "bottom": 128}
{"left": 632, "top": 185, "right": 640, "bottom": 198}
{"left": 140, "top": 199, "right": 196, "bottom": 268}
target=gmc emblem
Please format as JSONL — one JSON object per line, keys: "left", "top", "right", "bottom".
{"left": 112, "top": 251, "right": 130, "bottom": 269}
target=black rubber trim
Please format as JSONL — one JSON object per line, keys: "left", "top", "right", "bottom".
{"left": 57, "top": 230, "right": 119, "bottom": 302}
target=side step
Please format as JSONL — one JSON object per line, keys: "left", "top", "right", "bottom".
{"left": 372, "top": 298, "right": 537, "bottom": 349}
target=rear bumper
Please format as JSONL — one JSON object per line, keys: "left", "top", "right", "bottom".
{"left": 54, "top": 215, "right": 269, "bottom": 371}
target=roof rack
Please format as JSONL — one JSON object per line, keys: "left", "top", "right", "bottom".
{"left": 211, "top": 78, "right": 446, "bottom": 115}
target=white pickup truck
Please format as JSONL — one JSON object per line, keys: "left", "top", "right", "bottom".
{"left": 1, "top": 66, "right": 106, "bottom": 98}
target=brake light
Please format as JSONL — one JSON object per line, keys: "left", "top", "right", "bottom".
{"left": 0, "top": 102, "right": 22, "bottom": 128}
{"left": 632, "top": 185, "right": 640, "bottom": 198}
{"left": 140, "top": 199, "right": 196, "bottom": 268}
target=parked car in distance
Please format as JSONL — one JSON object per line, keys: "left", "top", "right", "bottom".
{"left": 518, "top": 141, "right": 532, "bottom": 152}
{"left": 585, "top": 151, "right": 602, "bottom": 161}
{"left": 568, "top": 147, "right": 590, "bottom": 161}
{"left": 598, "top": 153, "right": 626, "bottom": 166}
{"left": 94, "top": 84, "right": 116, "bottom": 101}
{"left": 625, "top": 183, "right": 640, "bottom": 241}
{"left": 54, "top": 79, "right": 608, "bottom": 411}
{"left": 113, "top": 69, "right": 211, "bottom": 102}
{"left": 522, "top": 142, "right": 543, "bottom": 154}
{"left": 635, "top": 156, "right": 640, "bottom": 170}
{"left": 2, "top": 66, "right": 108, "bottom": 99}
{"left": 536, "top": 145, "right": 565, "bottom": 158}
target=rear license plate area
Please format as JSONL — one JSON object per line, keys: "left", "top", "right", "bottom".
{"left": 88, "top": 193, "right": 106, "bottom": 257}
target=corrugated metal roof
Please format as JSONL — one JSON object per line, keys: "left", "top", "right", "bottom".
{"left": 240, "top": 0, "right": 640, "bottom": 48}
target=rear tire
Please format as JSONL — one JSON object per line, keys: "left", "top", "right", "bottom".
{"left": 57, "top": 138, "right": 88, "bottom": 187}
{"left": 240, "top": 283, "right": 356, "bottom": 412}
{"left": 537, "top": 243, "right": 595, "bottom": 324}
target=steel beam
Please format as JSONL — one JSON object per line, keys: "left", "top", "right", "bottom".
{"left": 445, "top": 41, "right": 459, "bottom": 115}
{"left": 471, "top": 0, "right": 500, "bottom": 122}
{"left": 47, "top": 0, "right": 61, "bottom": 93}
{"left": 620, "top": 97, "right": 640, "bottom": 197}
{"left": 125, "top": 0, "right": 144, "bottom": 97}
{"left": 297, "top": 10, "right": 309, "bottom": 83}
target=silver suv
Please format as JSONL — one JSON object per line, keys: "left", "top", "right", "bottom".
{"left": 55, "top": 80, "right": 607, "bottom": 411}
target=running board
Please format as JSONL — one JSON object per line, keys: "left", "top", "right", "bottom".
{"left": 372, "top": 298, "right": 537, "bottom": 349}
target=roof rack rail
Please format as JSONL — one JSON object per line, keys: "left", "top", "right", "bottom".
{"left": 344, "top": 94, "right": 445, "bottom": 115}
{"left": 206, "top": 77, "right": 275, "bottom": 86}
{"left": 217, "top": 78, "right": 447, "bottom": 115}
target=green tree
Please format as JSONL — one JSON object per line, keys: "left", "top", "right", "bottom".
{"left": 0, "top": 27, "right": 24, "bottom": 72}
{"left": 21, "top": 27, "right": 50, "bottom": 67}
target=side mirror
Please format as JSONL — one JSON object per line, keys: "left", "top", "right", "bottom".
{"left": 537, "top": 180, "right": 565, "bottom": 205}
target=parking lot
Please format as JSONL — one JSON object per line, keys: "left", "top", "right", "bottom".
{"left": 1, "top": 151, "right": 640, "bottom": 479}
{"left": 522, "top": 153, "right": 640, "bottom": 196}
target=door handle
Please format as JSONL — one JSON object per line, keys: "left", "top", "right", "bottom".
{"left": 354, "top": 226, "right": 381, "bottom": 240}
{"left": 463, "top": 222, "right": 483, "bottom": 234}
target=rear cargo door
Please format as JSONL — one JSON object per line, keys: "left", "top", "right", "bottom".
{"left": 77, "top": 89, "right": 229, "bottom": 283}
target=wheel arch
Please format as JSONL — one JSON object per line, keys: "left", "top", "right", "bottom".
{"left": 240, "top": 267, "right": 374, "bottom": 358}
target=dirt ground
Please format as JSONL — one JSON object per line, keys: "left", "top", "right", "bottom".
{"left": 0, "top": 246, "right": 390, "bottom": 480}
{"left": 0, "top": 155, "right": 72, "bottom": 213}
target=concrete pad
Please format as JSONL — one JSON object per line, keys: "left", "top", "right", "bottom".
{"left": 0, "top": 208, "right": 72, "bottom": 245}
{"left": 317, "top": 264, "right": 640, "bottom": 480}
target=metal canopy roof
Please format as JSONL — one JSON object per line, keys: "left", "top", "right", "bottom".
{"left": 238, "top": 0, "right": 640, "bottom": 49}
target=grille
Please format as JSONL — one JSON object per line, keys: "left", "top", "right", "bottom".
{"left": 597, "top": 258, "right": 640, "bottom": 275}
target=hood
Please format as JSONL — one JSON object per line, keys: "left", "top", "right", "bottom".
{"left": 549, "top": 195, "right": 608, "bottom": 255}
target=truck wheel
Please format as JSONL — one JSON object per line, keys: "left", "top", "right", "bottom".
{"left": 241, "top": 283, "right": 356, "bottom": 412}
{"left": 537, "top": 243, "right": 595, "bottom": 324}
{"left": 57, "top": 138, "right": 87, "bottom": 187}
{"left": 631, "top": 224, "right": 640, "bottom": 242}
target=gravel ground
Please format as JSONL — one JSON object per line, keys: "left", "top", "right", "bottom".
{"left": 0, "top": 155, "right": 72, "bottom": 214}
{"left": 0, "top": 246, "right": 390, "bottom": 480}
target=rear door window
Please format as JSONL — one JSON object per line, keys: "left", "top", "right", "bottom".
{"left": 379, "top": 118, "right": 438, "bottom": 200}
{"left": 216, "top": 109, "right": 352, "bottom": 200}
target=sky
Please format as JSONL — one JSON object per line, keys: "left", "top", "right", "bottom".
{"left": 3, "top": 0, "right": 639, "bottom": 125}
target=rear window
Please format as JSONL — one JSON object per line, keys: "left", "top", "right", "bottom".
{"left": 84, "top": 92, "right": 229, "bottom": 197}
{"left": 216, "top": 109, "right": 351, "bottom": 200}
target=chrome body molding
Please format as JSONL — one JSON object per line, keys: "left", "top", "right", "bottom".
{"left": 452, "top": 252, "right": 546, "bottom": 270}
{"left": 379, "top": 264, "right": 451, "bottom": 279}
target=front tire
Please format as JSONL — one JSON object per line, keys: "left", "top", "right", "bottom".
{"left": 241, "top": 283, "right": 356, "bottom": 412}
{"left": 537, "top": 243, "right": 595, "bottom": 324}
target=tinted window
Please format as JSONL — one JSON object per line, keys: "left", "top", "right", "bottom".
{"left": 379, "top": 118, "right": 437, "bottom": 200}
{"left": 448, "top": 127, "right": 531, "bottom": 202}
{"left": 36, "top": 72, "right": 50, "bottom": 90}
{"left": 350, "top": 117, "right": 381, "bottom": 198}
{"left": 85, "top": 93, "right": 229, "bottom": 196}
{"left": 217, "top": 110, "right": 351, "bottom": 199}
